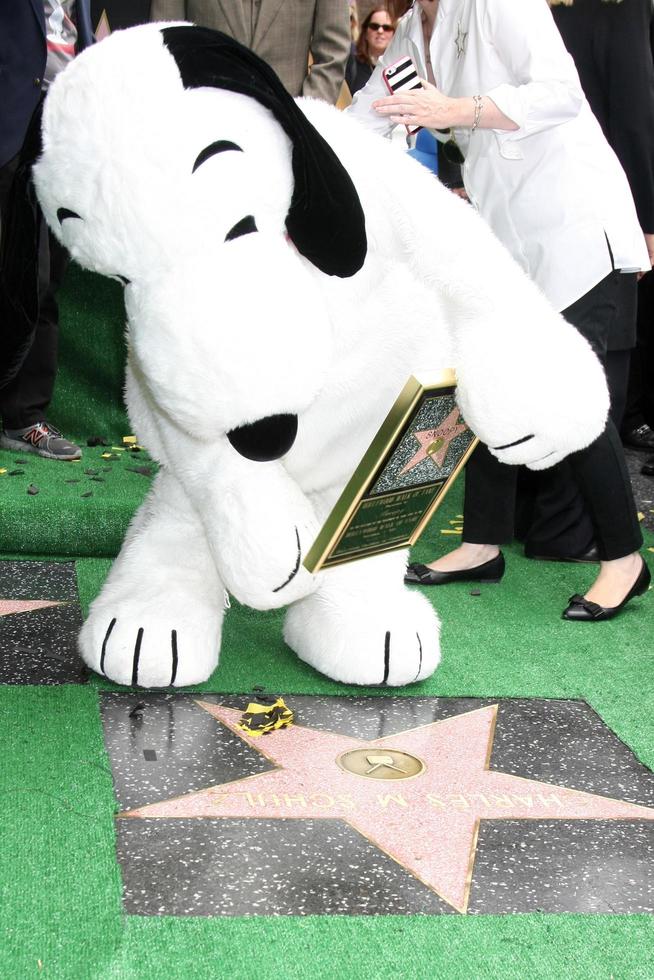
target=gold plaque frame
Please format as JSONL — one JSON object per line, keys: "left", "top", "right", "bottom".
{"left": 304, "top": 370, "right": 478, "bottom": 573}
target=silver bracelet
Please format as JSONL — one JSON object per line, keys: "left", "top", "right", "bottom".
{"left": 471, "top": 94, "right": 484, "bottom": 132}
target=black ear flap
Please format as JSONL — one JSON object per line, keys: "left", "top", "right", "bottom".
{"left": 161, "top": 26, "right": 367, "bottom": 278}
{"left": 0, "top": 99, "right": 43, "bottom": 389}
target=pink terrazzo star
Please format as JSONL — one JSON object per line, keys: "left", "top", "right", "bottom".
{"left": 120, "top": 703, "right": 654, "bottom": 913}
{"left": 399, "top": 406, "right": 468, "bottom": 475}
{"left": 0, "top": 599, "right": 64, "bottom": 618}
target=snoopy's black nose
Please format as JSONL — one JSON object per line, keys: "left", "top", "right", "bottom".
{"left": 227, "top": 414, "right": 298, "bottom": 461}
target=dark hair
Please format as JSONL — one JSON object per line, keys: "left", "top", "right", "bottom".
{"left": 355, "top": 7, "right": 396, "bottom": 66}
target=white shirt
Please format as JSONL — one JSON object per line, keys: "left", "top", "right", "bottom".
{"left": 348, "top": 0, "right": 649, "bottom": 312}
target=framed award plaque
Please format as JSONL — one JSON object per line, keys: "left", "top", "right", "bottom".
{"left": 303, "top": 370, "right": 478, "bottom": 573}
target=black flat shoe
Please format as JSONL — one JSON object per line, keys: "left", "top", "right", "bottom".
{"left": 562, "top": 559, "right": 651, "bottom": 621}
{"left": 404, "top": 552, "right": 505, "bottom": 585}
{"left": 622, "top": 423, "right": 654, "bottom": 451}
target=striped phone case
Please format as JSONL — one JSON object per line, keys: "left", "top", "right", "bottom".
{"left": 382, "top": 56, "right": 423, "bottom": 133}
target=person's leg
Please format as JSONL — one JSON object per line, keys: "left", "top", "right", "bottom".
{"left": 0, "top": 225, "right": 64, "bottom": 428}
{"left": 413, "top": 441, "right": 516, "bottom": 574}
{"left": 563, "top": 418, "right": 646, "bottom": 613}
{"left": 521, "top": 272, "right": 635, "bottom": 561}
{"left": 621, "top": 270, "right": 654, "bottom": 443}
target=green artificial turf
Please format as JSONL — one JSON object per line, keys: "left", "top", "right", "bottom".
{"left": 1, "top": 266, "right": 653, "bottom": 978}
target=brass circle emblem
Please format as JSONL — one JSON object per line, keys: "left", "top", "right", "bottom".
{"left": 427, "top": 437, "right": 445, "bottom": 456}
{"left": 337, "top": 748, "right": 425, "bottom": 781}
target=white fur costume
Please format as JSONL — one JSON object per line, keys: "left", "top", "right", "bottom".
{"left": 33, "top": 24, "right": 609, "bottom": 688}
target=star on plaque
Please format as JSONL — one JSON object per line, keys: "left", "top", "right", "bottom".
{"left": 114, "top": 698, "right": 654, "bottom": 916}
{"left": 455, "top": 22, "right": 468, "bottom": 57}
{"left": 398, "top": 406, "right": 468, "bottom": 475}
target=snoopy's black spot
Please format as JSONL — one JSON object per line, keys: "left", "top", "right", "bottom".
{"left": 227, "top": 414, "right": 298, "bottom": 462}
{"left": 57, "top": 207, "right": 81, "bottom": 224}
{"left": 192, "top": 140, "right": 243, "bottom": 173}
{"left": 225, "top": 215, "right": 257, "bottom": 242}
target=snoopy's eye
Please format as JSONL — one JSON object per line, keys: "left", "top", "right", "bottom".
{"left": 57, "top": 207, "right": 82, "bottom": 224}
{"left": 192, "top": 140, "right": 242, "bottom": 174}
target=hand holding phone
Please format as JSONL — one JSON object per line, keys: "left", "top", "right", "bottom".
{"left": 382, "top": 56, "right": 423, "bottom": 134}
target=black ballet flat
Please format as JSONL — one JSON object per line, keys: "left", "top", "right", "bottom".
{"left": 404, "top": 552, "right": 505, "bottom": 586}
{"left": 561, "top": 559, "right": 651, "bottom": 621}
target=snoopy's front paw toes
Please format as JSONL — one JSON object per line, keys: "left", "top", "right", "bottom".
{"left": 284, "top": 587, "right": 440, "bottom": 686}
{"left": 79, "top": 598, "right": 222, "bottom": 687}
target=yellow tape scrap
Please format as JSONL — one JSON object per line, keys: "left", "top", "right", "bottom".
{"left": 122, "top": 435, "right": 137, "bottom": 445}
{"left": 637, "top": 512, "right": 645, "bottom": 522}
{"left": 238, "top": 697, "right": 294, "bottom": 737}
{"left": 0, "top": 469, "right": 6, "bottom": 475}
{"left": 441, "top": 528, "right": 462, "bottom": 534}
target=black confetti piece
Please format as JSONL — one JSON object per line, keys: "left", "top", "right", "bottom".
{"left": 81, "top": 491, "right": 93, "bottom": 498}
{"left": 8, "top": 470, "right": 23, "bottom": 476}
{"left": 129, "top": 701, "right": 146, "bottom": 718}
{"left": 26, "top": 484, "right": 39, "bottom": 495}
{"left": 127, "top": 466, "right": 153, "bottom": 477}
{"left": 470, "top": 589, "right": 482, "bottom": 596}
{"left": 14, "top": 459, "right": 28, "bottom": 464}
{"left": 84, "top": 468, "right": 99, "bottom": 476}
{"left": 90, "top": 477, "right": 105, "bottom": 482}
{"left": 87, "top": 436, "right": 108, "bottom": 447}
{"left": 65, "top": 479, "right": 81, "bottom": 484}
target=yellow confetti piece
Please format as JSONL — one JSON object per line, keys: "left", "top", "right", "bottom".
{"left": 238, "top": 697, "right": 294, "bottom": 737}
{"left": 648, "top": 547, "right": 654, "bottom": 553}
{"left": 0, "top": 468, "right": 6, "bottom": 475}
{"left": 455, "top": 514, "right": 464, "bottom": 519}
{"left": 637, "top": 512, "right": 645, "bottom": 522}
{"left": 111, "top": 447, "right": 126, "bottom": 452}
{"left": 441, "top": 528, "right": 463, "bottom": 534}
{"left": 122, "top": 435, "right": 137, "bottom": 445}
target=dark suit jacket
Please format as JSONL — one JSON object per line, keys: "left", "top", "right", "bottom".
{"left": 0, "top": 0, "right": 94, "bottom": 168}
{"left": 552, "top": 0, "right": 654, "bottom": 234}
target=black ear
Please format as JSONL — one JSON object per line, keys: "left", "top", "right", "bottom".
{"left": 0, "top": 99, "right": 43, "bottom": 390}
{"left": 161, "top": 26, "right": 367, "bottom": 278}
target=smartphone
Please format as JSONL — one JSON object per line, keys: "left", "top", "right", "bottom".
{"left": 382, "top": 56, "right": 423, "bottom": 134}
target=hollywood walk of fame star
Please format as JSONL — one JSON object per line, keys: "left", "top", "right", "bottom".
{"left": 455, "top": 22, "right": 468, "bottom": 58}
{"left": 399, "top": 406, "right": 468, "bottom": 476}
{"left": 120, "top": 702, "right": 654, "bottom": 913}
{"left": 0, "top": 598, "right": 64, "bottom": 617}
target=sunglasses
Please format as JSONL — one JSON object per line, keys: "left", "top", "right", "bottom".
{"left": 437, "top": 128, "right": 465, "bottom": 164}
{"left": 368, "top": 22, "right": 395, "bottom": 32}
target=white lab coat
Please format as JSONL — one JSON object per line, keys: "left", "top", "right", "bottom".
{"left": 348, "top": 0, "right": 649, "bottom": 312}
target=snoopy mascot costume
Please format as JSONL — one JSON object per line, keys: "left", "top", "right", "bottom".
{"left": 28, "top": 24, "right": 608, "bottom": 689}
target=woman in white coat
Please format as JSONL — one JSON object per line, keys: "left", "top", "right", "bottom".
{"left": 348, "top": 0, "right": 651, "bottom": 620}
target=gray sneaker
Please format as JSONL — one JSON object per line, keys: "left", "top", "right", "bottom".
{"left": 0, "top": 422, "right": 82, "bottom": 461}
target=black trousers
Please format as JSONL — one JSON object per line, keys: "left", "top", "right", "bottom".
{"left": 0, "top": 155, "right": 68, "bottom": 429}
{"left": 622, "top": 269, "right": 654, "bottom": 432}
{"left": 463, "top": 273, "right": 643, "bottom": 562}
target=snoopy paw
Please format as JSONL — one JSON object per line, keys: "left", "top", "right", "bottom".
{"left": 80, "top": 598, "right": 222, "bottom": 687}
{"left": 284, "top": 587, "right": 440, "bottom": 686}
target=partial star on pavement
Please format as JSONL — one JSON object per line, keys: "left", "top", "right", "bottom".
{"left": 0, "top": 599, "right": 64, "bottom": 617}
